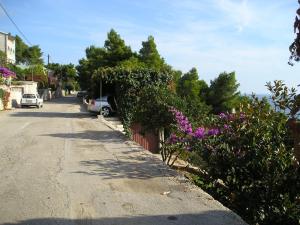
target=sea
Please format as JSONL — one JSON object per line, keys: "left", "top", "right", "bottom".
{"left": 249, "top": 94, "right": 298, "bottom": 118}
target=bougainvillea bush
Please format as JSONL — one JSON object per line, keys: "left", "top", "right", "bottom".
{"left": 189, "top": 97, "right": 300, "bottom": 225}
{"left": 161, "top": 107, "right": 221, "bottom": 166}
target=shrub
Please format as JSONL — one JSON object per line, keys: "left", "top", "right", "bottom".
{"left": 193, "top": 96, "right": 300, "bottom": 225}
{"left": 0, "top": 88, "right": 4, "bottom": 100}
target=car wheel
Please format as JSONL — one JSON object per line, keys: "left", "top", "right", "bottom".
{"left": 101, "top": 107, "right": 111, "bottom": 117}
{"left": 37, "top": 104, "right": 40, "bottom": 109}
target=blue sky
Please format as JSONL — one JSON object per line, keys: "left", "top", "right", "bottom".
{"left": 0, "top": 0, "right": 299, "bottom": 94}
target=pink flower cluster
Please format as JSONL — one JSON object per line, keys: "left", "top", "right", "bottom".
{"left": 168, "top": 107, "right": 221, "bottom": 146}
{"left": 0, "top": 67, "right": 16, "bottom": 78}
{"left": 170, "top": 107, "right": 193, "bottom": 135}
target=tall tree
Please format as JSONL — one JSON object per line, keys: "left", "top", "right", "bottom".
{"left": 205, "top": 71, "right": 240, "bottom": 114}
{"left": 177, "top": 68, "right": 207, "bottom": 100}
{"left": 76, "top": 46, "right": 107, "bottom": 90}
{"left": 24, "top": 45, "right": 44, "bottom": 65}
{"left": 104, "top": 29, "right": 132, "bottom": 67}
{"left": 15, "top": 36, "right": 43, "bottom": 65}
{"left": 15, "top": 35, "right": 28, "bottom": 64}
{"left": 139, "top": 35, "right": 164, "bottom": 69}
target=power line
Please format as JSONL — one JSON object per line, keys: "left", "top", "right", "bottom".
{"left": 0, "top": 1, "right": 32, "bottom": 46}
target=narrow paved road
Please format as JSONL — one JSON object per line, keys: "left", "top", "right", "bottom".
{"left": 0, "top": 96, "right": 246, "bottom": 225}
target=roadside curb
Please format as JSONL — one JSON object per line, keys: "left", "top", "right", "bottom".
{"left": 97, "top": 115, "right": 125, "bottom": 135}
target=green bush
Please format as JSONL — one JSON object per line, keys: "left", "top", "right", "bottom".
{"left": 0, "top": 88, "right": 4, "bottom": 100}
{"left": 193, "top": 97, "right": 300, "bottom": 225}
{"left": 134, "top": 86, "right": 185, "bottom": 132}
{"left": 93, "top": 67, "right": 172, "bottom": 136}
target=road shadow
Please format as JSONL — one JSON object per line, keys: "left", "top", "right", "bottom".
{"left": 73, "top": 153, "right": 175, "bottom": 179}
{"left": 10, "top": 111, "right": 93, "bottom": 119}
{"left": 46, "top": 95, "right": 81, "bottom": 105}
{"left": 0, "top": 211, "right": 246, "bottom": 225}
{"left": 43, "top": 130, "right": 125, "bottom": 143}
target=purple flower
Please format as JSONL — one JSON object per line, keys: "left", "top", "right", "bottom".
{"left": 186, "top": 127, "right": 193, "bottom": 135}
{"left": 240, "top": 113, "right": 246, "bottom": 120}
{"left": 207, "top": 128, "right": 220, "bottom": 136}
{"left": 168, "top": 133, "right": 179, "bottom": 144}
{"left": 224, "top": 124, "right": 230, "bottom": 130}
{"left": 170, "top": 107, "right": 194, "bottom": 135}
{"left": 194, "top": 127, "right": 205, "bottom": 139}
{"left": 0, "top": 67, "right": 16, "bottom": 78}
{"left": 219, "top": 112, "right": 227, "bottom": 119}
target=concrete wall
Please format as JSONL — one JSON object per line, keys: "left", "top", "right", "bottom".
{"left": 0, "top": 32, "right": 15, "bottom": 64}
{"left": 10, "top": 86, "right": 23, "bottom": 107}
{"left": 10, "top": 82, "right": 38, "bottom": 108}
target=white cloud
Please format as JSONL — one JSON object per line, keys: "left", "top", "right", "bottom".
{"left": 216, "top": 0, "right": 254, "bottom": 32}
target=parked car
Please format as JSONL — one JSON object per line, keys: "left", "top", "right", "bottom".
{"left": 21, "top": 93, "right": 43, "bottom": 108}
{"left": 77, "top": 91, "right": 87, "bottom": 98}
{"left": 87, "top": 96, "right": 114, "bottom": 117}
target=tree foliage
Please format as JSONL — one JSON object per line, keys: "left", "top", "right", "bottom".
{"left": 93, "top": 67, "right": 172, "bottom": 135}
{"left": 139, "top": 35, "right": 165, "bottom": 69}
{"left": 15, "top": 35, "right": 28, "bottom": 64}
{"left": 178, "top": 68, "right": 204, "bottom": 100}
{"left": 15, "top": 35, "right": 43, "bottom": 65}
{"left": 193, "top": 98, "right": 299, "bottom": 225}
{"left": 205, "top": 71, "right": 240, "bottom": 114}
{"left": 47, "top": 63, "right": 78, "bottom": 92}
{"left": 104, "top": 29, "right": 133, "bottom": 67}
{"left": 77, "top": 30, "right": 133, "bottom": 90}
{"left": 289, "top": 1, "right": 300, "bottom": 65}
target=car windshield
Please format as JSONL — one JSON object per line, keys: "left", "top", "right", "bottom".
{"left": 23, "top": 94, "right": 36, "bottom": 98}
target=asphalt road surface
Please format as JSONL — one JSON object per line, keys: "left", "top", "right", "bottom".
{"left": 0, "top": 96, "right": 247, "bottom": 225}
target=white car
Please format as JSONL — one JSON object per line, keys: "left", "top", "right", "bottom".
{"left": 87, "top": 96, "right": 113, "bottom": 117}
{"left": 21, "top": 93, "right": 43, "bottom": 108}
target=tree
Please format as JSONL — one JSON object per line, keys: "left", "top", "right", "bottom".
{"left": 289, "top": 1, "right": 300, "bottom": 65}
{"left": 139, "top": 35, "right": 165, "bottom": 69}
{"left": 15, "top": 35, "right": 28, "bottom": 64}
{"left": 205, "top": 71, "right": 240, "bottom": 114}
{"left": 77, "top": 30, "right": 133, "bottom": 90}
{"left": 104, "top": 29, "right": 133, "bottom": 67}
{"left": 177, "top": 68, "right": 206, "bottom": 100}
{"left": 15, "top": 36, "right": 43, "bottom": 65}
{"left": 76, "top": 46, "right": 107, "bottom": 91}
{"left": 118, "top": 56, "right": 145, "bottom": 69}
{"left": 48, "top": 63, "right": 78, "bottom": 92}
{"left": 24, "top": 45, "right": 44, "bottom": 65}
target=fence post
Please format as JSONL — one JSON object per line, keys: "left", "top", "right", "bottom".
{"left": 159, "top": 128, "right": 164, "bottom": 149}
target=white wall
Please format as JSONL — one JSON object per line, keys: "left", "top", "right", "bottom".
{"left": 10, "top": 82, "right": 38, "bottom": 108}
{"left": 0, "top": 32, "right": 16, "bottom": 64}
{"left": 10, "top": 87, "right": 23, "bottom": 107}
{"left": 6, "top": 36, "right": 15, "bottom": 64}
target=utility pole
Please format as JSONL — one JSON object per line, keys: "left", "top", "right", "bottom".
{"left": 47, "top": 54, "right": 50, "bottom": 66}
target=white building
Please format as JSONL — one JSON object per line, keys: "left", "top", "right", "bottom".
{"left": 0, "top": 31, "right": 16, "bottom": 64}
